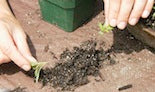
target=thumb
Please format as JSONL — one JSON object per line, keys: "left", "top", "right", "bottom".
{"left": 0, "top": 25, "right": 31, "bottom": 71}
{"left": 13, "top": 27, "right": 37, "bottom": 63}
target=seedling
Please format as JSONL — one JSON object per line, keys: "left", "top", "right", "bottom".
{"left": 153, "top": 6, "right": 155, "bottom": 18}
{"left": 30, "top": 61, "right": 47, "bottom": 83}
{"left": 153, "top": 13, "right": 155, "bottom": 18}
{"left": 98, "top": 23, "right": 114, "bottom": 34}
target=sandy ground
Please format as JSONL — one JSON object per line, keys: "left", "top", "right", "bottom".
{"left": 0, "top": 0, "right": 155, "bottom": 92}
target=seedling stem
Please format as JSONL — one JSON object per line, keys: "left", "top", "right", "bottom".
{"left": 30, "top": 61, "right": 47, "bottom": 83}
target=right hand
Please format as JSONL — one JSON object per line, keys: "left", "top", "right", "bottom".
{"left": 0, "top": 13, "right": 37, "bottom": 71}
{"left": 103, "top": 0, "right": 154, "bottom": 29}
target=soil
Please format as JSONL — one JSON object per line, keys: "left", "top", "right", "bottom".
{"left": 140, "top": 4, "right": 155, "bottom": 30}
{"left": 0, "top": 0, "right": 155, "bottom": 92}
{"left": 39, "top": 40, "right": 115, "bottom": 91}
{"left": 10, "top": 87, "right": 26, "bottom": 92}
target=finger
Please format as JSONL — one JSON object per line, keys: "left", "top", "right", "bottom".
{"left": 12, "top": 27, "right": 37, "bottom": 63}
{"left": 141, "top": 0, "right": 154, "bottom": 18}
{"left": 0, "top": 50, "right": 11, "bottom": 64}
{"left": 103, "top": 0, "right": 110, "bottom": 25}
{"left": 0, "top": 24, "right": 31, "bottom": 71}
{"left": 117, "top": 0, "right": 134, "bottom": 29}
{"left": 129, "top": 0, "right": 147, "bottom": 25}
{"left": 109, "top": 0, "right": 121, "bottom": 27}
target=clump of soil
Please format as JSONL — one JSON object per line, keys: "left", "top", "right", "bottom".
{"left": 39, "top": 40, "right": 114, "bottom": 90}
{"left": 118, "top": 84, "right": 133, "bottom": 91}
{"left": 140, "top": 4, "right": 155, "bottom": 30}
{"left": 10, "top": 87, "right": 26, "bottom": 92}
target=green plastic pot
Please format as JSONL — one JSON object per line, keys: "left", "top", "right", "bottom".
{"left": 39, "top": 0, "right": 96, "bottom": 32}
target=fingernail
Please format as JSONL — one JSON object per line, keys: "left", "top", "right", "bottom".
{"left": 22, "top": 65, "right": 31, "bottom": 71}
{"left": 129, "top": 18, "right": 138, "bottom": 25}
{"left": 142, "top": 10, "right": 150, "bottom": 18}
{"left": 27, "top": 56, "right": 37, "bottom": 63}
{"left": 117, "top": 22, "right": 127, "bottom": 30}
{"left": 110, "top": 19, "right": 117, "bottom": 27}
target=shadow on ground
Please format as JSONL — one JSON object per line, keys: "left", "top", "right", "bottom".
{"left": 27, "top": 35, "right": 37, "bottom": 58}
{"left": 0, "top": 62, "right": 20, "bottom": 75}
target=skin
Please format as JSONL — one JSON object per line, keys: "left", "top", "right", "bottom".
{"left": 104, "top": 0, "right": 154, "bottom": 29}
{"left": 0, "top": 0, "right": 37, "bottom": 71}
{"left": 0, "top": 0, "right": 153, "bottom": 71}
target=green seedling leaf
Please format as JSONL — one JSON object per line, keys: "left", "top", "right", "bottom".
{"left": 30, "top": 61, "right": 47, "bottom": 83}
{"left": 153, "top": 6, "right": 155, "bottom": 18}
{"left": 153, "top": 13, "right": 155, "bottom": 18}
{"left": 99, "top": 23, "right": 106, "bottom": 32}
{"left": 98, "top": 23, "right": 114, "bottom": 34}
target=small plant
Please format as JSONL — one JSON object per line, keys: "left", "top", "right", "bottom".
{"left": 98, "top": 23, "right": 114, "bottom": 34}
{"left": 153, "top": 6, "right": 155, "bottom": 18}
{"left": 153, "top": 13, "right": 155, "bottom": 18}
{"left": 30, "top": 61, "right": 47, "bottom": 83}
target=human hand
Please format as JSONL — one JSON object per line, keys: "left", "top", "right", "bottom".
{"left": 0, "top": 13, "right": 37, "bottom": 71}
{"left": 103, "top": 0, "right": 154, "bottom": 29}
